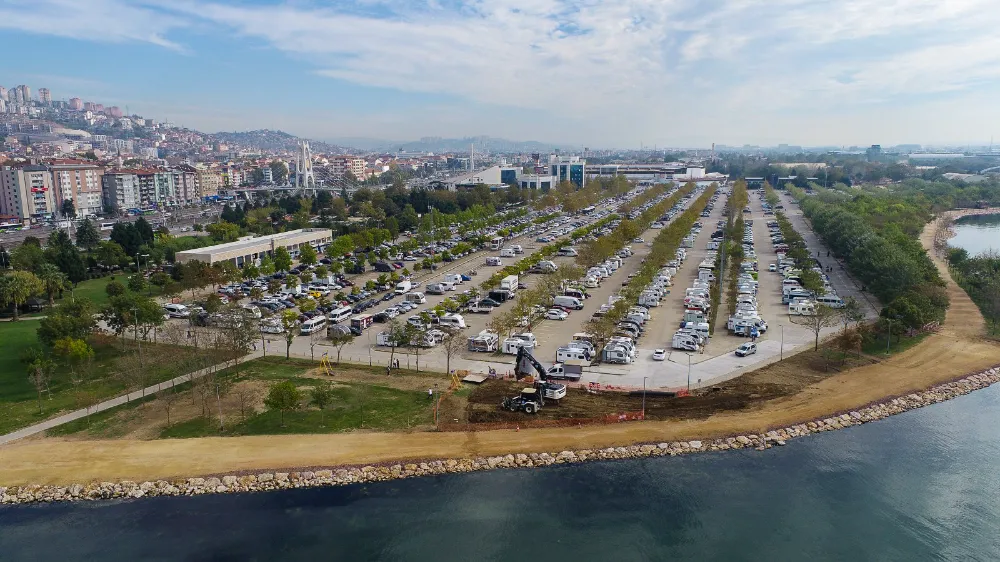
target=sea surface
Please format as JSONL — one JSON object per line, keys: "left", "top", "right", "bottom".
{"left": 951, "top": 213, "right": 1000, "bottom": 256}
{"left": 3, "top": 384, "right": 1000, "bottom": 561}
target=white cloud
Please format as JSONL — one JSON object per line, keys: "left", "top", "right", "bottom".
{"left": 4, "top": 0, "right": 1000, "bottom": 145}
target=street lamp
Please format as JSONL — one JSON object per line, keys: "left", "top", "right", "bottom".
{"left": 642, "top": 376, "right": 648, "bottom": 419}
{"left": 687, "top": 353, "right": 692, "bottom": 392}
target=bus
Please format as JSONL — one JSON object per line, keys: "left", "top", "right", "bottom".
{"left": 581, "top": 205, "right": 596, "bottom": 215}
{"left": 100, "top": 221, "right": 117, "bottom": 231}
{"left": 489, "top": 236, "right": 504, "bottom": 251}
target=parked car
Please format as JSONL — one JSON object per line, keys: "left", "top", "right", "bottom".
{"left": 545, "top": 309, "right": 569, "bottom": 321}
{"left": 735, "top": 342, "right": 757, "bottom": 357}
{"left": 652, "top": 349, "right": 666, "bottom": 361}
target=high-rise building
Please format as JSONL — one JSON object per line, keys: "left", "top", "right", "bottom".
{"left": 101, "top": 171, "right": 140, "bottom": 212}
{"left": 171, "top": 165, "right": 199, "bottom": 204}
{"left": 68, "top": 97, "right": 83, "bottom": 110}
{"left": 327, "top": 156, "right": 366, "bottom": 179}
{"left": 83, "top": 101, "right": 95, "bottom": 111}
{"left": 0, "top": 165, "right": 57, "bottom": 219}
{"left": 0, "top": 86, "right": 7, "bottom": 102}
{"left": 0, "top": 99, "right": 6, "bottom": 114}
{"left": 107, "top": 106, "right": 123, "bottom": 118}
{"left": 194, "top": 167, "right": 221, "bottom": 199}
{"left": 37, "top": 88, "right": 51, "bottom": 104}
{"left": 866, "top": 144, "right": 883, "bottom": 162}
{"left": 49, "top": 159, "right": 105, "bottom": 217}
{"left": 15, "top": 85, "right": 30, "bottom": 104}
{"left": 548, "top": 155, "right": 586, "bottom": 188}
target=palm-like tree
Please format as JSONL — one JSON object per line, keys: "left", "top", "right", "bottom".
{"left": 36, "top": 263, "right": 67, "bottom": 306}
{"left": 0, "top": 271, "right": 44, "bottom": 320}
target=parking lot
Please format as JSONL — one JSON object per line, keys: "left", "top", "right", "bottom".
{"left": 159, "top": 183, "right": 876, "bottom": 393}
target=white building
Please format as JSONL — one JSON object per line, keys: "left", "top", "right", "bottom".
{"left": 176, "top": 229, "right": 334, "bottom": 267}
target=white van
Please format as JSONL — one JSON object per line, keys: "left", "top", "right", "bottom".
{"left": 300, "top": 316, "right": 327, "bottom": 335}
{"left": 163, "top": 303, "right": 190, "bottom": 318}
{"left": 438, "top": 313, "right": 467, "bottom": 329}
{"left": 405, "top": 292, "right": 426, "bottom": 304}
{"left": 817, "top": 295, "right": 845, "bottom": 308}
{"left": 486, "top": 257, "right": 503, "bottom": 266}
{"left": 329, "top": 306, "right": 353, "bottom": 324}
{"left": 500, "top": 248, "right": 516, "bottom": 258}
{"left": 553, "top": 295, "right": 583, "bottom": 310}
{"left": 510, "top": 245, "right": 523, "bottom": 254}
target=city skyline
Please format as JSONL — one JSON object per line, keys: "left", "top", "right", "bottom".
{"left": 2, "top": 0, "right": 1000, "bottom": 148}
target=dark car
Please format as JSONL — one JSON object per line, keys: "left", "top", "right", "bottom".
{"left": 381, "top": 293, "right": 395, "bottom": 302}
{"left": 479, "top": 298, "right": 501, "bottom": 308}
{"left": 320, "top": 258, "right": 332, "bottom": 265}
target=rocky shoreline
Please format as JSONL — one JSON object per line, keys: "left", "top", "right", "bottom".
{"left": 3, "top": 365, "right": 999, "bottom": 506}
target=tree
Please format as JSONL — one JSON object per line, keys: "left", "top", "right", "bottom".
{"left": 281, "top": 310, "right": 299, "bottom": 358}
{"left": 37, "top": 298, "right": 97, "bottom": 347}
{"left": 102, "top": 292, "right": 164, "bottom": 340}
{"left": 792, "top": 304, "right": 840, "bottom": 350}
{"left": 314, "top": 265, "right": 329, "bottom": 279}
{"left": 206, "top": 221, "right": 241, "bottom": 243}
{"left": 134, "top": 217, "right": 155, "bottom": 245}
{"left": 75, "top": 218, "right": 101, "bottom": 250}
{"left": 157, "top": 385, "right": 181, "bottom": 426}
{"left": 300, "top": 271, "right": 314, "bottom": 284}
{"left": 264, "top": 380, "right": 300, "bottom": 426}
{"left": 128, "top": 273, "right": 146, "bottom": 293}
{"left": 285, "top": 274, "right": 300, "bottom": 291}
{"left": 53, "top": 337, "right": 94, "bottom": 389}
{"left": 258, "top": 254, "right": 276, "bottom": 276}
{"left": 45, "top": 230, "right": 87, "bottom": 284}
{"left": 36, "top": 263, "right": 67, "bottom": 306}
{"left": 441, "top": 327, "right": 466, "bottom": 376}
{"left": 61, "top": 198, "right": 76, "bottom": 218}
{"left": 798, "top": 269, "right": 826, "bottom": 296}
{"left": 110, "top": 222, "right": 143, "bottom": 256}
{"left": 310, "top": 382, "right": 335, "bottom": 426}
{"left": 105, "top": 279, "right": 126, "bottom": 298}
{"left": 233, "top": 384, "right": 262, "bottom": 421}
{"left": 839, "top": 296, "right": 865, "bottom": 334}
{"left": 95, "top": 241, "right": 129, "bottom": 270}
{"left": 11, "top": 243, "right": 46, "bottom": 273}
{"left": 328, "top": 331, "right": 354, "bottom": 364}
{"left": 299, "top": 244, "right": 317, "bottom": 266}
{"left": 242, "top": 263, "right": 260, "bottom": 281}
{"left": 26, "top": 356, "right": 53, "bottom": 413}
{"left": 0, "top": 271, "right": 44, "bottom": 320}
{"left": 273, "top": 247, "right": 292, "bottom": 272}
{"left": 267, "top": 278, "right": 282, "bottom": 295}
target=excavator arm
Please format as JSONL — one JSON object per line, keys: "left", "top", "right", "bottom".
{"left": 515, "top": 346, "right": 549, "bottom": 381}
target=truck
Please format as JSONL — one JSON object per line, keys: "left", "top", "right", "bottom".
{"left": 467, "top": 301, "right": 494, "bottom": 314}
{"left": 394, "top": 280, "right": 412, "bottom": 294}
{"left": 510, "top": 347, "right": 569, "bottom": 400}
{"left": 500, "top": 275, "right": 519, "bottom": 293}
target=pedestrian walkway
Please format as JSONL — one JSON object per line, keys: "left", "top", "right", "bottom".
{"left": 0, "top": 352, "right": 262, "bottom": 446}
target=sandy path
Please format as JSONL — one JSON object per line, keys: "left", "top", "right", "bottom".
{"left": 3, "top": 214, "right": 999, "bottom": 487}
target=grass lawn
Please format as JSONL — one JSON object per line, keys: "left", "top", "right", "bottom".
{"left": 0, "top": 324, "right": 225, "bottom": 435}
{"left": 160, "top": 381, "right": 434, "bottom": 438}
{"left": 71, "top": 275, "right": 163, "bottom": 308}
{"left": 862, "top": 331, "right": 930, "bottom": 356}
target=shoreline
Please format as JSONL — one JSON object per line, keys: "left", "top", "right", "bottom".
{"left": 3, "top": 364, "right": 998, "bottom": 505}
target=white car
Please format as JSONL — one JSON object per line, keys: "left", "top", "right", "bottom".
{"left": 545, "top": 309, "right": 568, "bottom": 321}
{"left": 735, "top": 342, "right": 757, "bottom": 357}
{"left": 768, "top": 263, "right": 777, "bottom": 272}
{"left": 652, "top": 349, "right": 666, "bottom": 361}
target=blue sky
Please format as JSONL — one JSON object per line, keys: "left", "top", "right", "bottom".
{"left": 2, "top": 0, "right": 1000, "bottom": 148}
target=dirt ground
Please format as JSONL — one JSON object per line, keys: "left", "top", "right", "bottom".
{"left": 3, "top": 214, "right": 1000, "bottom": 486}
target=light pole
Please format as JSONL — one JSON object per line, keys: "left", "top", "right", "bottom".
{"left": 687, "top": 353, "right": 692, "bottom": 392}
{"left": 642, "top": 376, "right": 648, "bottom": 419}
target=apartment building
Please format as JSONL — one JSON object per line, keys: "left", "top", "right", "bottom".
{"left": 195, "top": 167, "right": 221, "bottom": 199}
{"left": 328, "top": 156, "right": 367, "bottom": 179}
{"left": 49, "top": 159, "right": 104, "bottom": 217}
{"left": 172, "top": 165, "right": 199, "bottom": 204}
{"left": 102, "top": 171, "right": 140, "bottom": 212}
{"left": 0, "top": 165, "right": 57, "bottom": 219}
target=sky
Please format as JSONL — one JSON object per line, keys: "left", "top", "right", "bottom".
{"left": 2, "top": 0, "right": 1000, "bottom": 149}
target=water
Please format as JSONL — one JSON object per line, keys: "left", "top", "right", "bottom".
{"left": 951, "top": 214, "right": 1000, "bottom": 256}
{"left": 3, "top": 385, "right": 1000, "bottom": 561}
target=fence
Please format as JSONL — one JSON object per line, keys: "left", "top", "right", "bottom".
{"left": 436, "top": 410, "right": 648, "bottom": 432}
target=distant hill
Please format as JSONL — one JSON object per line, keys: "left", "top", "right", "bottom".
{"left": 326, "top": 135, "right": 582, "bottom": 154}
{"left": 210, "top": 129, "right": 344, "bottom": 153}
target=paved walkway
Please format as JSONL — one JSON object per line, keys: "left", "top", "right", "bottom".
{"left": 0, "top": 352, "right": 262, "bottom": 446}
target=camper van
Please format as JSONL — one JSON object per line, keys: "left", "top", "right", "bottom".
{"left": 680, "top": 322, "right": 710, "bottom": 340}
{"left": 486, "top": 256, "right": 503, "bottom": 267}
{"left": 602, "top": 345, "right": 633, "bottom": 364}
{"left": 817, "top": 295, "right": 845, "bottom": 308}
{"left": 557, "top": 346, "right": 592, "bottom": 363}
{"left": 553, "top": 295, "right": 583, "bottom": 310}
{"left": 788, "top": 300, "right": 816, "bottom": 316}
{"left": 299, "top": 316, "right": 328, "bottom": 335}
{"left": 683, "top": 310, "right": 706, "bottom": 325}
{"left": 443, "top": 274, "right": 463, "bottom": 285}
{"left": 437, "top": 313, "right": 467, "bottom": 329}
{"left": 671, "top": 332, "right": 701, "bottom": 351}
{"left": 564, "top": 288, "right": 587, "bottom": 300}
{"left": 425, "top": 283, "right": 446, "bottom": 295}
{"left": 502, "top": 337, "right": 534, "bottom": 355}
{"left": 510, "top": 245, "right": 523, "bottom": 254}
{"left": 405, "top": 292, "right": 426, "bottom": 304}
{"left": 500, "top": 248, "right": 516, "bottom": 258}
